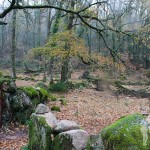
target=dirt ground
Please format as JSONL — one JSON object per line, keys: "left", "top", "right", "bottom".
{"left": 0, "top": 69, "right": 150, "bottom": 149}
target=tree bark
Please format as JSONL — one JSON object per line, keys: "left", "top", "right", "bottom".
{"left": 11, "top": 10, "right": 17, "bottom": 79}
{"left": 60, "top": 0, "right": 75, "bottom": 82}
{"left": 0, "top": 84, "right": 3, "bottom": 128}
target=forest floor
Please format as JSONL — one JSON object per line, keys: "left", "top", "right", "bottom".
{"left": 0, "top": 69, "right": 150, "bottom": 149}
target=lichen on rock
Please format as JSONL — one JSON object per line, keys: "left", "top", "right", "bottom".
{"left": 53, "top": 129, "right": 89, "bottom": 150}
{"left": 54, "top": 120, "right": 80, "bottom": 133}
{"left": 35, "top": 103, "right": 50, "bottom": 114}
{"left": 29, "top": 111, "right": 57, "bottom": 150}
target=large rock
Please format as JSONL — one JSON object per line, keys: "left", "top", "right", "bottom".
{"left": 87, "top": 134, "right": 105, "bottom": 150}
{"left": 5, "top": 90, "right": 33, "bottom": 123}
{"left": 54, "top": 120, "right": 80, "bottom": 133}
{"left": 35, "top": 104, "right": 50, "bottom": 114}
{"left": 29, "top": 112, "right": 57, "bottom": 150}
{"left": 100, "top": 114, "right": 150, "bottom": 150}
{"left": 9, "top": 90, "right": 32, "bottom": 109}
{"left": 53, "top": 129, "right": 89, "bottom": 150}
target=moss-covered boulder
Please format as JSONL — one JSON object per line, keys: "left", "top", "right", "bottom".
{"left": 87, "top": 134, "right": 105, "bottom": 150}
{"left": 29, "top": 110, "right": 57, "bottom": 150}
{"left": 53, "top": 129, "right": 89, "bottom": 150}
{"left": 5, "top": 90, "right": 33, "bottom": 123}
{"left": 36, "top": 87, "right": 49, "bottom": 103}
{"left": 100, "top": 114, "right": 150, "bottom": 150}
{"left": 19, "top": 86, "right": 49, "bottom": 105}
{"left": 9, "top": 90, "right": 32, "bottom": 109}
{"left": 35, "top": 103, "right": 50, "bottom": 114}
{"left": 54, "top": 120, "right": 80, "bottom": 133}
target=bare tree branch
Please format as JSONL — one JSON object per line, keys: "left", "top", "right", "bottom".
{"left": 77, "top": 1, "right": 107, "bottom": 13}
{"left": 0, "top": 0, "right": 16, "bottom": 18}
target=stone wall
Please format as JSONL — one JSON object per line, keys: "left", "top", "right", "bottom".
{"left": 28, "top": 104, "right": 150, "bottom": 150}
{"left": 28, "top": 104, "right": 105, "bottom": 150}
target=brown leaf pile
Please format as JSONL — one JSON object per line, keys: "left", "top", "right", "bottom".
{"left": 0, "top": 125, "right": 28, "bottom": 150}
{"left": 0, "top": 137, "right": 28, "bottom": 150}
{"left": 49, "top": 88, "right": 150, "bottom": 134}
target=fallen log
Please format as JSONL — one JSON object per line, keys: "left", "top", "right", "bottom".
{"left": 114, "top": 81, "right": 150, "bottom": 98}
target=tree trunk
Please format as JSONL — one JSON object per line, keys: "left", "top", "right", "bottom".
{"left": 0, "top": 24, "right": 5, "bottom": 57}
{"left": 0, "top": 84, "right": 3, "bottom": 128}
{"left": 60, "top": 0, "right": 75, "bottom": 82}
{"left": 48, "top": 5, "right": 62, "bottom": 84}
{"left": 37, "top": 9, "right": 41, "bottom": 47}
{"left": 61, "top": 57, "right": 70, "bottom": 82}
{"left": 11, "top": 10, "right": 17, "bottom": 79}
{"left": 49, "top": 58, "right": 54, "bottom": 84}
{"left": 43, "top": 58, "right": 47, "bottom": 82}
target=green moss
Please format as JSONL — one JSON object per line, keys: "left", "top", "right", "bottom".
{"left": 20, "top": 144, "right": 28, "bottom": 150}
{"left": 31, "top": 98, "right": 40, "bottom": 106}
{"left": 86, "top": 134, "right": 104, "bottom": 150}
{"left": 49, "top": 94, "right": 57, "bottom": 101}
{"left": 7, "top": 89, "right": 34, "bottom": 124}
{"left": 29, "top": 115, "right": 52, "bottom": 150}
{"left": 51, "top": 106, "right": 61, "bottom": 112}
{"left": 36, "top": 87, "right": 49, "bottom": 102}
{"left": 53, "top": 134, "right": 74, "bottom": 150}
{"left": 19, "top": 86, "right": 39, "bottom": 99}
{"left": 101, "top": 114, "right": 150, "bottom": 150}
{"left": 60, "top": 95, "right": 65, "bottom": 98}
{"left": 60, "top": 99, "right": 67, "bottom": 105}
{"left": 0, "top": 77, "right": 11, "bottom": 85}
{"left": 13, "top": 108, "right": 33, "bottom": 124}
{"left": 19, "top": 86, "right": 49, "bottom": 105}
{"left": 0, "top": 70, "right": 4, "bottom": 78}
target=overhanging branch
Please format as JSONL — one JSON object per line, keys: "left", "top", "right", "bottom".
{"left": 0, "top": 0, "right": 16, "bottom": 18}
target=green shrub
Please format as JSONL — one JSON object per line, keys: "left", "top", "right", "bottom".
{"left": 49, "top": 82, "right": 68, "bottom": 92}
{"left": 49, "top": 81, "right": 89, "bottom": 92}
{"left": 74, "top": 81, "right": 89, "bottom": 89}
{"left": 67, "top": 81, "right": 89, "bottom": 90}
{"left": 51, "top": 106, "right": 61, "bottom": 112}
